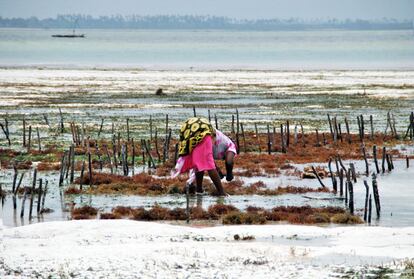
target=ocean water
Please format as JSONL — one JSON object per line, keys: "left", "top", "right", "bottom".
{"left": 0, "top": 28, "right": 413, "bottom": 69}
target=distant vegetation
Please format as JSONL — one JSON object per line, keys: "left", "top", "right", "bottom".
{"left": 0, "top": 14, "right": 412, "bottom": 30}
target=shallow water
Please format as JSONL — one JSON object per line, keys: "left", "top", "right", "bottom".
{"left": 1, "top": 29, "right": 413, "bottom": 69}
{"left": 1, "top": 158, "right": 413, "bottom": 228}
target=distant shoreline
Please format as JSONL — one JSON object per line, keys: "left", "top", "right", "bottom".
{"left": 0, "top": 27, "right": 412, "bottom": 33}
{"left": 0, "top": 15, "right": 412, "bottom": 31}
{"left": 1, "top": 64, "right": 414, "bottom": 72}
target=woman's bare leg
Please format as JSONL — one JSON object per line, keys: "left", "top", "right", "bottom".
{"left": 207, "top": 169, "right": 226, "bottom": 196}
{"left": 195, "top": 171, "right": 204, "bottom": 193}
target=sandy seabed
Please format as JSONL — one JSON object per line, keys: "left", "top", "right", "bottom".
{"left": 1, "top": 220, "right": 414, "bottom": 278}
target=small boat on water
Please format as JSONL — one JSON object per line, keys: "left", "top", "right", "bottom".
{"left": 52, "top": 33, "right": 85, "bottom": 38}
{"left": 51, "top": 19, "right": 85, "bottom": 38}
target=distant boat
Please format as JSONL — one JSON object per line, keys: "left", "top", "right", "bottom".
{"left": 51, "top": 33, "right": 85, "bottom": 38}
{"left": 51, "top": 19, "right": 85, "bottom": 38}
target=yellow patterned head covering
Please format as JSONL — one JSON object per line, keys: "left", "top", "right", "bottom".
{"left": 178, "top": 117, "right": 215, "bottom": 156}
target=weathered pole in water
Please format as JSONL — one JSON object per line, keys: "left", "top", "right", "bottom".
{"left": 88, "top": 152, "right": 93, "bottom": 187}
{"left": 240, "top": 123, "right": 246, "bottom": 153}
{"left": 155, "top": 129, "right": 161, "bottom": 163}
{"left": 20, "top": 188, "right": 28, "bottom": 218}
{"left": 386, "top": 154, "right": 392, "bottom": 172}
{"left": 126, "top": 118, "right": 130, "bottom": 142}
{"left": 328, "top": 158, "right": 337, "bottom": 193}
{"left": 70, "top": 145, "right": 75, "bottom": 183}
{"left": 363, "top": 180, "right": 369, "bottom": 222}
{"left": 311, "top": 166, "right": 326, "bottom": 188}
{"left": 368, "top": 194, "right": 372, "bottom": 224}
{"left": 254, "top": 123, "right": 261, "bottom": 153}
{"left": 280, "top": 124, "right": 286, "bottom": 153}
{"left": 37, "top": 178, "right": 43, "bottom": 214}
{"left": 41, "top": 180, "right": 48, "bottom": 212}
{"left": 372, "top": 173, "right": 381, "bottom": 218}
{"left": 373, "top": 145, "right": 380, "bottom": 174}
{"left": 80, "top": 160, "right": 85, "bottom": 191}
{"left": 381, "top": 147, "right": 386, "bottom": 173}
{"left": 59, "top": 108, "right": 64, "bottom": 133}
{"left": 23, "top": 117, "right": 26, "bottom": 147}
{"left": 27, "top": 125, "right": 32, "bottom": 152}
{"left": 361, "top": 144, "right": 369, "bottom": 176}
{"left": 267, "top": 124, "right": 272, "bottom": 154}
{"left": 300, "top": 124, "right": 305, "bottom": 147}
{"left": 58, "top": 151, "right": 66, "bottom": 186}
{"left": 29, "top": 168, "right": 37, "bottom": 219}
{"left": 339, "top": 168, "right": 344, "bottom": 197}
{"left": 347, "top": 169, "right": 354, "bottom": 215}
{"left": 286, "top": 120, "right": 290, "bottom": 147}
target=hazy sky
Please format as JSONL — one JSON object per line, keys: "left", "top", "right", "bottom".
{"left": 0, "top": 0, "right": 413, "bottom": 20}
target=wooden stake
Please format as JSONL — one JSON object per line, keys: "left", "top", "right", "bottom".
{"left": 98, "top": 118, "right": 104, "bottom": 137}
{"left": 363, "top": 180, "right": 369, "bottom": 222}
{"left": 88, "top": 152, "right": 93, "bottom": 187}
{"left": 80, "top": 160, "right": 85, "bottom": 191}
{"left": 361, "top": 144, "right": 369, "bottom": 176}
{"left": 373, "top": 145, "right": 380, "bottom": 174}
{"left": 368, "top": 194, "right": 372, "bottom": 224}
{"left": 328, "top": 158, "right": 337, "bottom": 193}
{"left": 58, "top": 108, "right": 64, "bottom": 133}
{"left": 29, "top": 169, "right": 37, "bottom": 219}
{"left": 70, "top": 145, "right": 75, "bottom": 183}
{"left": 294, "top": 125, "right": 298, "bottom": 145}
{"left": 27, "top": 125, "right": 32, "bottom": 152}
{"left": 311, "top": 166, "right": 326, "bottom": 188}
{"left": 165, "top": 114, "right": 169, "bottom": 137}
{"left": 58, "top": 152, "right": 66, "bottom": 186}
{"left": 372, "top": 173, "right": 381, "bottom": 218}
{"left": 20, "top": 188, "right": 27, "bottom": 218}
{"left": 37, "top": 178, "right": 43, "bottom": 214}
{"left": 280, "top": 124, "right": 286, "bottom": 153}
{"left": 155, "top": 128, "right": 161, "bottom": 163}
{"left": 103, "top": 144, "right": 113, "bottom": 174}
{"left": 41, "top": 180, "right": 48, "bottom": 212}
{"left": 339, "top": 168, "right": 344, "bottom": 197}
{"left": 231, "top": 115, "right": 235, "bottom": 134}
{"left": 131, "top": 139, "right": 135, "bottom": 175}
{"left": 267, "top": 124, "right": 272, "bottom": 154}
{"left": 240, "top": 123, "right": 246, "bottom": 153}
{"left": 286, "top": 120, "right": 290, "bottom": 147}
{"left": 23, "top": 117, "right": 26, "bottom": 147}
